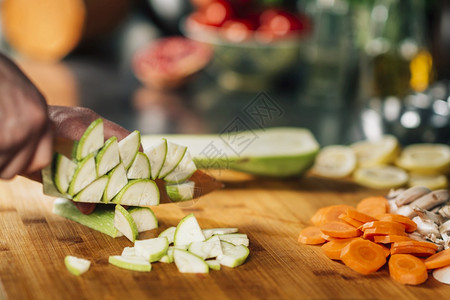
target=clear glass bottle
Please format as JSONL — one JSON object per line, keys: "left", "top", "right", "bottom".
{"left": 299, "top": 0, "right": 358, "bottom": 109}
{"left": 357, "top": 0, "right": 433, "bottom": 102}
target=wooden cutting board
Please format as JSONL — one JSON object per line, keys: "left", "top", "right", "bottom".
{"left": 0, "top": 172, "right": 449, "bottom": 300}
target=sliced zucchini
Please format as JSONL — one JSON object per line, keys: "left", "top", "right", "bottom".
{"left": 127, "top": 152, "right": 151, "bottom": 179}
{"left": 144, "top": 139, "right": 167, "bottom": 180}
{"left": 112, "top": 179, "right": 159, "bottom": 206}
{"left": 74, "top": 118, "right": 104, "bottom": 161}
{"left": 96, "top": 136, "right": 120, "bottom": 177}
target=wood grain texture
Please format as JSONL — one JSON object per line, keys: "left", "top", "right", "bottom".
{"left": 0, "top": 173, "right": 449, "bottom": 300}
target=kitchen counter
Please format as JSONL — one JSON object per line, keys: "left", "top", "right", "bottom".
{"left": 1, "top": 173, "right": 449, "bottom": 300}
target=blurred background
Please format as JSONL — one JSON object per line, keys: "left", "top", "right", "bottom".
{"left": 0, "top": 0, "right": 449, "bottom": 147}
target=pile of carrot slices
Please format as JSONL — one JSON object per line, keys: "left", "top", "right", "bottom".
{"left": 298, "top": 196, "right": 450, "bottom": 285}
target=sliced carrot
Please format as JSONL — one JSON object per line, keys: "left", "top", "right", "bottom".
{"left": 392, "top": 240, "right": 438, "bottom": 251}
{"left": 360, "top": 221, "right": 407, "bottom": 233}
{"left": 338, "top": 214, "right": 365, "bottom": 228}
{"left": 340, "top": 239, "right": 387, "bottom": 274}
{"left": 424, "top": 248, "right": 450, "bottom": 269}
{"left": 356, "top": 196, "right": 389, "bottom": 217}
{"left": 321, "top": 233, "right": 352, "bottom": 242}
{"left": 390, "top": 245, "right": 436, "bottom": 257}
{"left": 377, "top": 214, "right": 418, "bottom": 233}
{"left": 389, "top": 254, "right": 428, "bottom": 285}
{"left": 321, "top": 233, "right": 333, "bottom": 241}
{"left": 298, "top": 226, "right": 326, "bottom": 245}
{"left": 375, "top": 243, "right": 391, "bottom": 258}
{"left": 320, "top": 221, "right": 361, "bottom": 239}
{"left": 321, "top": 238, "right": 356, "bottom": 260}
{"left": 373, "top": 235, "right": 414, "bottom": 244}
{"left": 346, "top": 208, "right": 378, "bottom": 223}
{"left": 363, "top": 227, "right": 407, "bottom": 239}
{"left": 310, "top": 206, "right": 331, "bottom": 227}
{"left": 310, "top": 205, "right": 354, "bottom": 226}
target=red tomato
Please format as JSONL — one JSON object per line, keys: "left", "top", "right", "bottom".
{"left": 201, "top": 0, "right": 234, "bottom": 27}
{"left": 221, "top": 19, "right": 254, "bottom": 43}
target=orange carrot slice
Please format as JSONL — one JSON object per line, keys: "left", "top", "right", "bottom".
{"left": 340, "top": 239, "right": 387, "bottom": 274}
{"left": 375, "top": 243, "right": 391, "bottom": 258}
{"left": 298, "top": 226, "right": 326, "bottom": 245}
{"left": 338, "top": 214, "right": 365, "bottom": 228}
{"left": 360, "top": 221, "right": 407, "bottom": 233}
{"left": 320, "top": 221, "right": 361, "bottom": 238}
{"left": 347, "top": 208, "right": 378, "bottom": 223}
{"left": 363, "top": 227, "right": 407, "bottom": 239}
{"left": 390, "top": 245, "right": 436, "bottom": 257}
{"left": 321, "top": 238, "right": 356, "bottom": 260}
{"left": 392, "top": 240, "right": 438, "bottom": 251}
{"left": 424, "top": 248, "right": 450, "bottom": 269}
{"left": 311, "top": 205, "right": 354, "bottom": 226}
{"left": 373, "top": 235, "right": 414, "bottom": 244}
{"left": 321, "top": 233, "right": 333, "bottom": 241}
{"left": 310, "top": 206, "right": 331, "bottom": 227}
{"left": 321, "top": 233, "right": 353, "bottom": 242}
{"left": 377, "top": 214, "right": 418, "bottom": 233}
{"left": 389, "top": 254, "right": 428, "bottom": 285}
{"left": 356, "top": 196, "right": 389, "bottom": 217}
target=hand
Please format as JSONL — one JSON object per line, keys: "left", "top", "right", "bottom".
{"left": 48, "top": 105, "right": 130, "bottom": 142}
{"left": 48, "top": 106, "right": 131, "bottom": 214}
{"left": 0, "top": 53, "right": 53, "bottom": 180}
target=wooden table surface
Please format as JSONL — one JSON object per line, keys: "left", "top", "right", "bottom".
{"left": 1, "top": 171, "right": 449, "bottom": 300}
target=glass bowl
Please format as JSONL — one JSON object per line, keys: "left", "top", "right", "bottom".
{"left": 181, "top": 15, "right": 307, "bottom": 91}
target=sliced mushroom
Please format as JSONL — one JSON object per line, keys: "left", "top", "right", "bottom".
{"left": 394, "top": 186, "right": 431, "bottom": 206}
{"left": 440, "top": 220, "right": 450, "bottom": 235}
{"left": 431, "top": 205, "right": 443, "bottom": 214}
{"left": 440, "top": 231, "right": 450, "bottom": 250}
{"left": 412, "top": 215, "right": 440, "bottom": 238}
{"left": 439, "top": 205, "right": 450, "bottom": 219}
{"left": 387, "top": 188, "right": 405, "bottom": 200}
{"left": 408, "top": 189, "right": 449, "bottom": 212}
{"left": 408, "top": 231, "right": 430, "bottom": 242}
{"left": 396, "top": 205, "right": 416, "bottom": 218}
{"left": 415, "top": 207, "right": 445, "bottom": 225}
{"left": 388, "top": 199, "right": 398, "bottom": 214}
{"left": 440, "top": 220, "right": 450, "bottom": 250}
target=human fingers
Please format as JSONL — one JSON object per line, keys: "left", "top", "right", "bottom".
{"left": 0, "top": 137, "right": 39, "bottom": 179}
{"left": 74, "top": 202, "right": 97, "bottom": 215}
{"left": 49, "top": 106, "right": 130, "bottom": 142}
{"left": 24, "top": 124, "right": 53, "bottom": 174}
{"left": 103, "top": 118, "right": 130, "bottom": 141}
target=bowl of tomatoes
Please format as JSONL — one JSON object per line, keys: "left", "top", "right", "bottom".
{"left": 182, "top": 0, "right": 312, "bottom": 90}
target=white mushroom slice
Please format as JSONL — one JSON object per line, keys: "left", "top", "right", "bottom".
{"left": 412, "top": 216, "right": 440, "bottom": 237}
{"left": 394, "top": 186, "right": 431, "bottom": 206}
{"left": 396, "top": 205, "right": 416, "bottom": 218}
{"left": 408, "top": 189, "right": 449, "bottom": 212}
{"left": 414, "top": 207, "right": 444, "bottom": 225}
{"left": 431, "top": 205, "right": 442, "bottom": 214}
{"left": 438, "top": 205, "right": 450, "bottom": 219}
{"left": 388, "top": 199, "right": 399, "bottom": 214}
{"left": 439, "top": 220, "right": 450, "bottom": 235}
{"left": 408, "top": 231, "right": 430, "bottom": 242}
{"left": 387, "top": 188, "right": 406, "bottom": 200}
{"left": 441, "top": 232, "right": 450, "bottom": 250}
